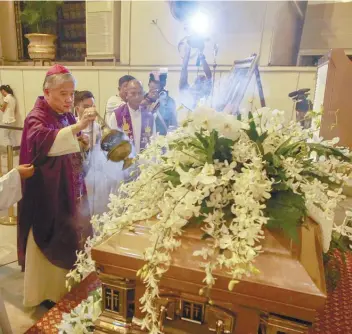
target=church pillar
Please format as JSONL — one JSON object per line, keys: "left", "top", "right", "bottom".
{"left": 119, "top": 0, "right": 131, "bottom": 65}
{"left": 260, "top": 1, "right": 308, "bottom": 66}
{"left": 0, "top": 1, "right": 18, "bottom": 61}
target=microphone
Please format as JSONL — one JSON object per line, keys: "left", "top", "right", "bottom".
{"left": 213, "top": 43, "right": 219, "bottom": 57}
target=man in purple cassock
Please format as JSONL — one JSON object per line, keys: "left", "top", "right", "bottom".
{"left": 108, "top": 79, "right": 156, "bottom": 154}
{"left": 18, "top": 64, "right": 96, "bottom": 308}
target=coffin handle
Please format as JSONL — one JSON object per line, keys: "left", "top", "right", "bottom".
{"left": 215, "top": 319, "right": 225, "bottom": 334}
{"left": 158, "top": 305, "right": 167, "bottom": 331}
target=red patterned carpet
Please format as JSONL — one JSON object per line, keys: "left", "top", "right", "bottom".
{"left": 26, "top": 254, "right": 352, "bottom": 333}
{"left": 309, "top": 252, "right": 352, "bottom": 334}
{"left": 25, "top": 273, "right": 101, "bottom": 334}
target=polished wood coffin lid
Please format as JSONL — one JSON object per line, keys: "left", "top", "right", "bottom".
{"left": 92, "top": 218, "right": 326, "bottom": 322}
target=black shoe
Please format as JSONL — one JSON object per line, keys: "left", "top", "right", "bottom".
{"left": 41, "top": 299, "right": 56, "bottom": 310}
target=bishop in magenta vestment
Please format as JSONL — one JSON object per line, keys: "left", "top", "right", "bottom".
{"left": 18, "top": 97, "right": 92, "bottom": 271}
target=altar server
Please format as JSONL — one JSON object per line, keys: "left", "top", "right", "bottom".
{"left": 109, "top": 80, "right": 156, "bottom": 154}
{"left": 74, "top": 91, "right": 101, "bottom": 148}
{"left": 18, "top": 64, "right": 96, "bottom": 308}
{"left": 0, "top": 164, "right": 34, "bottom": 210}
{"left": 75, "top": 90, "right": 122, "bottom": 215}
{"left": 0, "top": 164, "right": 33, "bottom": 334}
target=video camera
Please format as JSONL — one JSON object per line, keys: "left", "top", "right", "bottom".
{"left": 288, "top": 88, "right": 310, "bottom": 101}
{"left": 288, "top": 88, "right": 312, "bottom": 113}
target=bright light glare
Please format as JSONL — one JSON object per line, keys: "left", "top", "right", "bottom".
{"left": 189, "top": 12, "right": 209, "bottom": 36}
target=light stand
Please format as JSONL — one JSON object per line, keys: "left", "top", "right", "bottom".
{"left": 211, "top": 44, "right": 219, "bottom": 108}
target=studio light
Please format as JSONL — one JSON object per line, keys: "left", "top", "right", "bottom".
{"left": 189, "top": 11, "right": 210, "bottom": 36}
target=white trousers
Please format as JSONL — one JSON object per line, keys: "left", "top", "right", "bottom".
{"left": 23, "top": 229, "right": 68, "bottom": 307}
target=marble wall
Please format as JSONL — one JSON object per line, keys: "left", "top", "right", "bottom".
{"left": 0, "top": 65, "right": 316, "bottom": 119}
{"left": 0, "top": 64, "right": 316, "bottom": 148}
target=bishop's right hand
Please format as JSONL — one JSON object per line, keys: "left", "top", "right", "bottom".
{"left": 78, "top": 107, "right": 97, "bottom": 130}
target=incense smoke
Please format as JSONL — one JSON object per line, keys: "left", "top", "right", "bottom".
{"left": 84, "top": 144, "right": 125, "bottom": 216}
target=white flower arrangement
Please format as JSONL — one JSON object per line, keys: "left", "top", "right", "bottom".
{"left": 61, "top": 107, "right": 352, "bottom": 334}
{"left": 57, "top": 288, "right": 102, "bottom": 334}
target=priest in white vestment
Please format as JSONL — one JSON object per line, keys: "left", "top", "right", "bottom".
{"left": 104, "top": 75, "right": 135, "bottom": 122}
{"left": 108, "top": 80, "right": 156, "bottom": 155}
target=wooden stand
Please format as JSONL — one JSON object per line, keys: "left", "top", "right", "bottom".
{"left": 313, "top": 49, "right": 352, "bottom": 149}
{"left": 85, "top": 56, "right": 117, "bottom": 66}
{"left": 92, "top": 219, "right": 326, "bottom": 334}
{"left": 32, "top": 59, "right": 52, "bottom": 66}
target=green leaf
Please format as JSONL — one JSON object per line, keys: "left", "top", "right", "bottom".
{"left": 200, "top": 206, "right": 213, "bottom": 215}
{"left": 278, "top": 141, "right": 305, "bottom": 158}
{"left": 213, "top": 137, "right": 234, "bottom": 162}
{"left": 254, "top": 131, "right": 269, "bottom": 156}
{"left": 21, "top": 1, "right": 63, "bottom": 33}
{"left": 266, "top": 165, "right": 278, "bottom": 176}
{"left": 264, "top": 189, "right": 307, "bottom": 243}
{"left": 187, "top": 215, "right": 205, "bottom": 227}
{"left": 272, "top": 181, "right": 289, "bottom": 191}
{"left": 164, "top": 170, "right": 180, "bottom": 186}
{"left": 263, "top": 152, "right": 281, "bottom": 168}
{"left": 272, "top": 154, "right": 281, "bottom": 168}
{"left": 195, "top": 131, "right": 209, "bottom": 150}
{"left": 201, "top": 233, "right": 212, "bottom": 240}
{"left": 307, "top": 143, "right": 351, "bottom": 162}
{"left": 207, "top": 130, "right": 217, "bottom": 163}
{"left": 245, "top": 111, "right": 259, "bottom": 142}
{"left": 301, "top": 171, "right": 341, "bottom": 188}
{"left": 188, "top": 141, "right": 205, "bottom": 152}
{"left": 255, "top": 141, "right": 265, "bottom": 156}
{"left": 275, "top": 137, "right": 292, "bottom": 156}
{"left": 178, "top": 163, "right": 190, "bottom": 172}
{"left": 258, "top": 131, "right": 269, "bottom": 144}
{"left": 222, "top": 204, "right": 234, "bottom": 222}
{"left": 264, "top": 153, "right": 285, "bottom": 185}
{"left": 330, "top": 231, "right": 351, "bottom": 256}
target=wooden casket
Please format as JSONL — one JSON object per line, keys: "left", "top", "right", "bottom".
{"left": 91, "top": 219, "right": 326, "bottom": 334}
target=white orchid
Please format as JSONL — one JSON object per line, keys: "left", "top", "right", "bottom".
{"left": 188, "top": 106, "right": 245, "bottom": 141}
{"left": 57, "top": 288, "right": 102, "bottom": 334}
{"left": 62, "top": 106, "right": 352, "bottom": 333}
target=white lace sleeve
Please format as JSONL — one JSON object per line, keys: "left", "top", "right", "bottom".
{"left": 47, "top": 126, "right": 80, "bottom": 157}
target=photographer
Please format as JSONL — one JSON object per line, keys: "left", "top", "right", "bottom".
{"left": 179, "top": 41, "right": 212, "bottom": 109}
{"left": 141, "top": 71, "right": 177, "bottom": 135}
